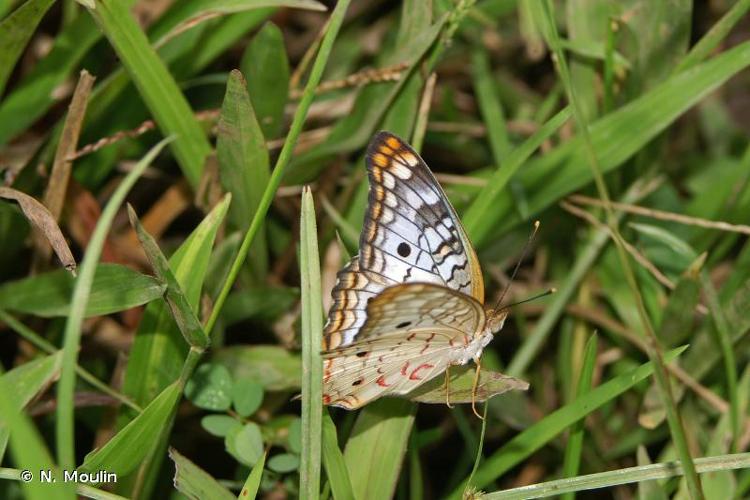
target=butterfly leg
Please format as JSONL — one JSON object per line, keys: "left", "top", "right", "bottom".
{"left": 444, "top": 366, "right": 454, "bottom": 408}
{"left": 471, "top": 356, "right": 484, "bottom": 420}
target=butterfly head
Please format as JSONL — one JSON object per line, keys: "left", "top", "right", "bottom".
{"left": 485, "top": 307, "right": 509, "bottom": 335}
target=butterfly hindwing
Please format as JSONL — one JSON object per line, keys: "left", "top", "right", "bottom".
{"left": 322, "top": 283, "right": 486, "bottom": 408}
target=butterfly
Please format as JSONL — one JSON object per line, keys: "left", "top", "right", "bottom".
{"left": 321, "top": 131, "right": 521, "bottom": 412}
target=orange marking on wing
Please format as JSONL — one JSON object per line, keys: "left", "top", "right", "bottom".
{"left": 372, "top": 153, "right": 388, "bottom": 167}
{"left": 376, "top": 375, "right": 390, "bottom": 387}
{"left": 323, "top": 394, "right": 331, "bottom": 404}
{"left": 409, "top": 363, "right": 434, "bottom": 380}
{"left": 400, "top": 361, "right": 410, "bottom": 376}
{"left": 385, "top": 137, "right": 401, "bottom": 150}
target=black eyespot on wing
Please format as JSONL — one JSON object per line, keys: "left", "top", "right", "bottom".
{"left": 396, "top": 321, "right": 411, "bottom": 329}
{"left": 356, "top": 351, "right": 368, "bottom": 358}
{"left": 352, "top": 379, "right": 363, "bottom": 386}
{"left": 397, "top": 242, "right": 411, "bottom": 257}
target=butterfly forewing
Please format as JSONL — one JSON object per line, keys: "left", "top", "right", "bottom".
{"left": 362, "top": 132, "right": 484, "bottom": 301}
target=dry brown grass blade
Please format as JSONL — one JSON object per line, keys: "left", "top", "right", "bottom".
{"left": 0, "top": 187, "right": 76, "bottom": 274}
{"left": 44, "top": 71, "right": 96, "bottom": 219}
{"left": 568, "top": 194, "right": 750, "bottom": 235}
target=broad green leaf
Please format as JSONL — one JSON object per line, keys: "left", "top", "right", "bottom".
{"left": 288, "top": 418, "right": 302, "bottom": 454}
{"left": 217, "top": 70, "right": 270, "bottom": 283}
{"left": 185, "top": 364, "right": 234, "bottom": 411}
{"left": 344, "top": 399, "right": 416, "bottom": 500}
{"left": 169, "top": 447, "right": 235, "bottom": 500}
{"left": 128, "top": 205, "right": 210, "bottom": 349}
{"left": 79, "top": 381, "right": 182, "bottom": 477}
{"left": 0, "top": 0, "right": 56, "bottom": 95}
{"left": 0, "top": 353, "right": 62, "bottom": 460}
{"left": 450, "top": 346, "right": 688, "bottom": 495}
{"left": 213, "top": 345, "right": 301, "bottom": 391}
{"left": 241, "top": 22, "right": 290, "bottom": 140}
{"left": 222, "top": 287, "right": 299, "bottom": 325}
{"left": 405, "top": 367, "right": 529, "bottom": 404}
{"left": 232, "top": 380, "right": 264, "bottom": 417}
{"left": 299, "top": 186, "right": 323, "bottom": 498}
{"left": 0, "top": 264, "right": 164, "bottom": 318}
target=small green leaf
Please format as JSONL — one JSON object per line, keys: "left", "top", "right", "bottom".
{"left": 185, "top": 364, "right": 234, "bottom": 411}
{"left": 201, "top": 415, "right": 241, "bottom": 438}
{"left": 232, "top": 380, "right": 264, "bottom": 417}
{"left": 227, "top": 422, "right": 264, "bottom": 466}
{"left": 169, "top": 447, "right": 235, "bottom": 500}
{"left": 268, "top": 453, "right": 300, "bottom": 473}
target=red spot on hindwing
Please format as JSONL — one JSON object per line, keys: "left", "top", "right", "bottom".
{"left": 409, "top": 363, "right": 434, "bottom": 380}
{"left": 376, "top": 375, "right": 390, "bottom": 387}
{"left": 400, "top": 361, "right": 410, "bottom": 376}
{"left": 323, "top": 394, "right": 331, "bottom": 404}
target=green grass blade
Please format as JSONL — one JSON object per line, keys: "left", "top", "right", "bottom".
{"left": 56, "top": 137, "right": 170, "bottom": 470}
{"left": 463, "top": 106, "right": 571, "bottom": 245}
{"left": 0, "top": 356, "right": 73, "bottom": 500}
{"left": 676, "top": 0, "right": 750, "bottom": 72}
{"left": 489, "top": 40, "right": 750, "bottom": 236}
{"left": 169, "top": 447, "right": 235, "bottom": 500}
{"left": 507, "top": 178, "right": 655, "bottom": 376}
{"left": 701, "top": 272, "right": 739, "bottom": 452}
{"left": 0, "top": 0, "right": 55, "bottom": 95}
{"left": 84, "top": 0, "right": 212, "bottom": 187}
{"left": 560, "top": 334, "right": 597, "bottom": 500}
{"left": 127, "top": 205, "right": 212, "bottom": 349}
{"left": 0, "top": 264, "right": 165, "bottom": 318}
{"left": 472, "top": 47, "right": 511, "bottom": 162}
{"left": 485, "top": 453, "right": 750, "bottom": 499}
{"left": 238, "top": 451, "right": 267, "bottom": 499}
{"left": 79, "top": 382, "right": 182, "bottom": 477}
{"left": 300, "top": 186, "right": 324, "bottom": 499}
{"left": 205, "top": 0, "right": 351, "bottom": 335}
{"left": 0, "top": 352, "right": 62, "bottom": 459}
{"left": 450, "top": 346, "right": 688, "bottom": 495}
{"left": 322, "top": 412, "right": 355, "bottom": 500}
{"left": 217, "top": 70, "right": 270, "bottom": 283}
{"left": 538, "top": 1, "right": 703, "bottom": 495}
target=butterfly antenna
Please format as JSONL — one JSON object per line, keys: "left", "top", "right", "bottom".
{"left": 503, "top": 288, "right": 556, "bottom": 308}
{"left": 494, "top": 220, "right": 540, "bottom": 311}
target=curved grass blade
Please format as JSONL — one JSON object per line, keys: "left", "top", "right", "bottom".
{"left": 450, "top": 346, "right": 688, "bottom": 496}
{"left": 169, "top": 447, "right": 235, "bottom": 500}
{"left": 484, "top": 452, "right": 750, "bottom": 499}
{"left": 56, "top": 138, "right": 171, "bottom": 470}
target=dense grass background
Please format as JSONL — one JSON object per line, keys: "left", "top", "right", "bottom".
{"left": 1, "top": 0, "right": 750, "bottom": 498}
